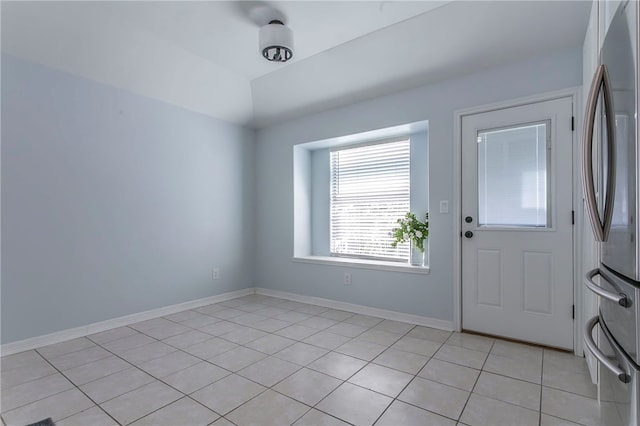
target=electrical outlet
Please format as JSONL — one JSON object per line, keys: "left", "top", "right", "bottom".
{"left": 343, "top": 272, "right": 352, "bottom": 286}
{"left": 212, "top": 268, "right": 220, "bottom": 280}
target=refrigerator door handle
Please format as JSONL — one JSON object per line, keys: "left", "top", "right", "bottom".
{"left": 582, "top": 64, "right": 617, "bottom": 242}
{"left": 585, "top": 268, "right": 631, "bottom": 307}
{"left": 584, "top": 316, "right": 630, "bottom": 383}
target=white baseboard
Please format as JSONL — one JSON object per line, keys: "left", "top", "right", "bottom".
{"left": 0, "top": 288, "right": 255, "bottom": 356}
{"left": 255, "top": 287, "right": 455, "bottom": 332}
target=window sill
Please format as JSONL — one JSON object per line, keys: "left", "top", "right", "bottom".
{"left": 292, "top": 256, "right": 430, "bottom": 274}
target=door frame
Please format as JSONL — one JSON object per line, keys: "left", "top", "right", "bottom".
{"left": 453, "top": 87, "right": 584, "bottom": 355}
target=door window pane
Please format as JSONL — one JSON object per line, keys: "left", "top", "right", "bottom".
{"left": 477, "top": 121, "right": 550, "bottom": 227}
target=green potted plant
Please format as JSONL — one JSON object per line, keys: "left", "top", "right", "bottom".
{"left": 391, "top": 212, "right": 429, "bottom": 266}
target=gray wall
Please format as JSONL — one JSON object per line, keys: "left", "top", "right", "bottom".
{"left": 255, "top": 47, "right": 582, "bottom": 322}
{"left": 1, "top": 55, "right": 256, "bottom": 344}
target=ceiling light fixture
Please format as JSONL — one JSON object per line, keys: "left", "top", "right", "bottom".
{"left": 259, "top": 20, "right": 293, "bottom": 63}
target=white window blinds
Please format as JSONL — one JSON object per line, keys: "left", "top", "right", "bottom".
{"left": 330, "top": 139, "right": 410, "bottom": 261}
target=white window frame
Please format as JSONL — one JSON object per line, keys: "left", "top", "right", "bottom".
{"left": 329, "top": 138, "right": 411, "bottom": 262}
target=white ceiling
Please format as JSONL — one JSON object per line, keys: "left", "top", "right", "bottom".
{"left": 1, "top": 1, "right": 591, "bottom": 128}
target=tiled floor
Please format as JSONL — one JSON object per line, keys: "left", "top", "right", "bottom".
{"left": 1, "top": 295, "right": 606, "bottom": 426}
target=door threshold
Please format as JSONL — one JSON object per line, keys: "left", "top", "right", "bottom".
{"left": 461, "top": 329, "right": 574, "bottom": 353}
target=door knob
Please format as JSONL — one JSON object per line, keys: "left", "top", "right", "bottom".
{"left": 465, "top": 216, "right": 473, "bottom": 223}
{"left": 464, "top": 231, "right": 473, "bottom": 238}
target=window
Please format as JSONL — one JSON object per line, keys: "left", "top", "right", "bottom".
{"left": 330, "top": 139, "right": 410, "bottom": 261}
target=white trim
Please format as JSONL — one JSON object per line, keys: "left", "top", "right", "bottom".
{"left": 0, "top": 288, "right": 255, "bottom": 356}
{"left": 255, "top": 287, "right": 455, "bottom": 331}
{"left": 453, "top": 87, "right": 582, "bottom": 353}
{"left": 292, "top": 256, "right": 430, "bottom": 274}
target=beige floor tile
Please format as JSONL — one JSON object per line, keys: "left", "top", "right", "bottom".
{"left": 63, "top": 355, "right": 131, "bottom": 386}
{"left": 1, "top": 373, "right": 74, "bottom": 412}
{"left": 324, "top": 322, "right": 369, "bottom": 338}
{"left": 230, "top": 313, "right": 268, "bottom": 326}
{"left": 540, "top": 413, "right": 584, "bottom": 426}
{"left": 398, "top": 377, "right": 469, "bottom": 420}
{"left": 433, "top": 344, "right": 488, "bottom": 370}
{"left": 418, "top": 358, "right": 480, "bottom": 391}
{"left": 542, "top": 365, "right": 596, "bottom": 398}
{"left": 541, "top": 386, "right": 621, "bottom": 426}
{"left": 1, "top": 350, "right": 46, "bottom": 371}
{"left": 460, "top": 393, "right": 539, "bottom": 426}
{"left": 180, "top": 314, "right": 221, "bottom": 329}
{"left": 275, "top": 324, "right": 320, "bottom": 340}
{"left": 335, "top": 339, "right": 387, "bottom": 361}
{"left": 303, "top": 331, "right": 352, "bottom": 350}
{"left": 56, "top": 406, "right": 118, "bottom": 426}
{"left": 130, "top": 397, "right": 219, "bottom": 426}
{"left": 163, "top": 309, "right": 202, "bottom": 322}
{"left": 307, "top": 352, "right": 367, "bottom": 380}
{"left": 293, "top": 304, "right": 330, "bottom": 315}
{"left": 318, "top": 309, "right": 354, "bottom": 321}
{"left": 251, "top": 318, "right": 291, "bottom": 332}
{"left": 275, "top": 342, "right": 329, "bottom": 366}
{"left": 37, "top": 338, "right": 96, "bottom": 359}
{"left": 491, "top": 340, "right": 543, "bottom": 363}
{"left": 227, "top": 390, "right": 309, "bottom": 426}
{"left": 298, "top": 316, "right": 339, "bottom": 330}
{"left": 142, "top": 323, "right": 192, "bottom": 340}
{"left": 292, "top": 408, "right": 350, "bottom": 426}
{"left": 161, "top": 329, "right": 212, "bottom": 349}
{"left": 445, "top": 333, "right": 494, "bottom": 353}
{"left": 273, "top": 368, "right": 342, "bottom": 406}
{"left": 316, "top": 382, "right": 392, "bottom": 425}
{"left": 48, "top": 346, "right": 112, "bottom": 371}
{"left": 235, "top": 303, "right": 268, "bottom": 313}
{"left": 80, "top": 367, "right": 155, "bottom": 403}
{"left": 343, "top": 314, "right": 384, "bottom": 328}
{"left": 138, "top": 350, "right": 200, "bottom": 378}
{"left": 543, "top": 350, "right": 591, "bottom": 375}
{"left": 373, "top": 348, "right": 429, "bottom": 374}
{"left": 209, "top": 346, "right": 267, "bottom": 372}
{"left": 473, "top": 371, "right": 541, "bottom": 410}
{"left": 87, "top": 327, "right": 138, "bottom": 345}
{"left": 191, "top": 374, "right": 266, "bottom": 415}
{"left": 119, "top": 342, "right": 177, "bottom": 365}
{"left": 162, "top": 361, "right": 230, "bottom": 394}
{"left": 129, "top": 318, "right": 176, "bottom": 333}
{"left": 182, "top": 337, "right": 239, "bottom": 360}
{"left": 392, "top": 336, "right": 442, "bottom": 357}
{"left": 376, "top": 400, "right": 456, "bottom": 426}
{"left": 194, "top": 303, "right": 228, "bottom": 316}
{"left": 210, "top": 308, "right": 246, "bottom": 320}
{"left": 483, "top": 353, "right": 542, "bottom": 384}
{"left": 100, "top": 381, "right": 182, "bottom": 425}
{"left": 199, "top": 320, "right": 245, "bottom": 336}
{"left": 101, "top": 333, "right": 156, "bottom": 353}
{"left": 209, "top": 418, "right": 235, "bottom": 426}
{"left": 219, "top": 326, "right": 268, "bottom": 345}
{"left": 348, "top": 363, "right": 413, "bottom": 397}
{"left": 238, "top": 356, "right": 301, "bottom": 387}
{"left": 373, "top": 319, "right": 414, "bottom": 334}
{"left": 2, "top": 389, "right": 94, "bottom": 426}
{"left": 407, "top": 326, "right": 452, "bottom": 343}
{"left": 1, "top": 361, "right": 57, "bottom": 390}
{"left": 354, "top": 329, "right": 402, "bottom": 346}
{"left": 252, "top": 307, "right": 290, "bottom": 318}
{"left": 277, "top": 301, "right": 309, "bottom": 311}
{"left": 245, "top": 334, "right": 296, "bottom": 355}
{"left": 274, "top": 311, "right": 313, "bottom": 323}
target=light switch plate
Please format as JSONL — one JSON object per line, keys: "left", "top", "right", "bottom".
{"left": 440, "top": 200, "right": 449, "bottom": 214}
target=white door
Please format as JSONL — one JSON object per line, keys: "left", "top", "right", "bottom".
{"left": 461, "top": 97, "right": 574, "bottom": 350}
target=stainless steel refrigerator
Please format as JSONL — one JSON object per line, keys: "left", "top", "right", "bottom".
{"left": 582, "top": 2, "right": 640, "bottom": 425}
